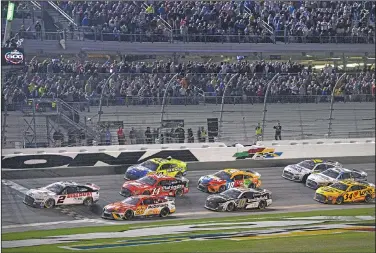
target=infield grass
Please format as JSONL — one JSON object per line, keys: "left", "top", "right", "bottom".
{"left": 3, "top": 207, "right": 375, "bottom": 241}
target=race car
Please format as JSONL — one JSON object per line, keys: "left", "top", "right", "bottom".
{"left": 306, "top": 167, "right": 368, "bottom": 190}
{"left": 205, "top": 187, "right": 272, "bottom": 212}
{"left": 124, "top": 157, "right": 187, "bottom": 181}
{"left": 120, "top": 174, "right": 189, "bottom": 197}
{"left": 314, "top": 180, "right": 375, "bottom": 204}
{"left": 102, "top": 195, "right": 176, "bottom": 220}
{"left": 197, "top": 168, "right": 261, "bottom": 193}
{"left": 282, "top": 159, "right": 342, "bottom": 183}
{"left": 23, "top": 181, "right": 100, "bottom": 208}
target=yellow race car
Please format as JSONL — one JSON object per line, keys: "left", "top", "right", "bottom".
{"left": 197, "top": 168, "right": 262, "bottom": 193}
{"left": 124, "top": 157, "right": 187, "bottom": 180}
{"left": 314, "top": 180, "right": 375, "bottom": 204}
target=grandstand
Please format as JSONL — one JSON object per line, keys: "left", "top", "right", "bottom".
{"left": 1, "top": 1, "right": 375, "bottom": 149}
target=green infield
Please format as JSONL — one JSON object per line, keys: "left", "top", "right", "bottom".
{"left": 3, "top": 207, "right": 375, "bottom": 241}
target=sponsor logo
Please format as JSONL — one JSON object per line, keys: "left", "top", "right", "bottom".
{"left": 2, "top": 150, "right": 199, "bottom": 169}
{"left": 4, "top": 49, "right": 24, "bottom": 64}
{"left": 67, "top": 192, "right": 92, "bottom": 198}
{"left": 233, "top": 147, "right": 283, "bottom": 160}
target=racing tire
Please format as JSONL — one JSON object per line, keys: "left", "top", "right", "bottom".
{"left": 365, "top": 194, "right": 372, "bottom": 203}
{"left": 83, "top": 197, "right": 93, "bottom": 206}
{"left": 336, "top": 196, "right": 344, "bottom": 205}
{"left": 159, "top": 207, "right": 170, "bottom": 218}
{"left": 124, "top": 210, "right": 134, "bottom": 220}
{"left": 226, "top": 202, "right": 235, "bottom": 212}
{"left": 302, "top": 175, "right": 309, "bottom": 183}
{"left": 175, "top": 188, "right": 184, "bottom": 197}
{"left": 143, "top": 190, "right": 151, "bottom": 195}
{"left": 44, "top": 198, "right": 55, "bottom": 208}
{"left": 258, "top": 200, "right": 267, "bottom": 210}
{"left": 175, "top": 172, "right": 183, "bottom": 178}
{"left": 219, "top": 185, "right": 226, "bottom": 193}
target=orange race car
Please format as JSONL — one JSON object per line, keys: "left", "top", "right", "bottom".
{"left": 197, "top": 168, "right": 261, "bottom": 193}
{"left": 120, "top": 174, "right": 189, "bottom": 198}
{"left": 102, "top": 195, "right": 176, "bottom": 220}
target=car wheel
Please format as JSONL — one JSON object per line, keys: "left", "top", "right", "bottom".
{"left": 143, "top": 190, "right": 151, "bottom": 195}
{"left": 124, "top": 210, "right": 134, "bottom": 220}
{"left": 258, "top": 200, "right": 267, "bottom": 210}
{"left": 336, "top": 196, "right": 344, "bottom": 204}
{"left": 159, "top": 207, "right": 170, "bottom": 218}
{"left": 83, "top": 197, "right": 93, "bottom": 206}
{"left": 302, "top": 175, "right": 309, "bottom": 183}
{"left": 226, "top": 202, "right": 235, "bottom": 212}
{"left": 175, "top": 172, "right": 183, "bottom": 178}
{"left": 175, "top": 188, "right": 183, "bottom": 197}
{"left": 365, "top": 194, "right": 372, "bottom": 203}
{"left": 44, "top": 198, "right": 55, "bottom": 208}
{"left": 219, "top": 185, "right": 226, "bottom": 192}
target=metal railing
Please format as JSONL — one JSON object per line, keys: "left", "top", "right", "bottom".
{"left": 14, "top": 30, "right": 376, "bottom": 44}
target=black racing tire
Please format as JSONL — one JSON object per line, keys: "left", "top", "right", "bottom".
{"left": 226, "top": 202, "right": 235, "bottom": 212}
{"left": 44, "top": 198, "right": 55, "bottom": 208}
{"left": 219, "top": 185, "right": 226, "bottom": 193}
{"left": 365, "top": 194, "right": 372, "bottom": 203}
{"left": 302, "top": 174, "right": 309, "bottom": 183}
{"left": 258, "top": 200, "right": 267, "bottom": 210}
{"left": 175, "top": 188, "right": 184, "bottom": 197}
{"left": 124, "top": 210, "right": 134, "bottom": 220}
{"left": 143, "top": 190, "right": 151, "bottom": 195}
{"left": 160, "top": 207, "right": 170, "bottom": 218}
{"left": 336, "top": 196, "right": 344, "bottom": 205}
{"left": 83, "top": 197, "right": 93, "bottom": 206}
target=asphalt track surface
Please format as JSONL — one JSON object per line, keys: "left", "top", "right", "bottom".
{"left": 2, "top": 163, "right": 375, "bottom": 233}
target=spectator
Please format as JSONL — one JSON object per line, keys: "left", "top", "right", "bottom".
{"left": 117, "top": 126, "right": 125, "bottom": 145}
{"left": 105, "top": 128, "right": 112, "bottom": 145}
{"left": 145, "top": 127, "right": 152, "bottom": 144}
{"left": 255, "top": 123, "right": 263, "bottom": 141}
{"left": 274, "top": 122, "right": 282, "bottom": 140}
{"left": 175, "top": 125, "right": 185, "bottom": 143}
{"left": 53, "top": 130, "right": 64, "bottom": 147}
{"left": 187, "top": 128, "right": 194, "bottom": 143}
{"left": 35, "top": 21, "right": 42, "bottom": 39}
{"left": 129, "top": 127, "right": 136, "bottom": 144}
{"left": 79, "top": 129, "right": 86, "bottom": 146}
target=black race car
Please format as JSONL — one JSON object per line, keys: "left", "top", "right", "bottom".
{"left": 204, "top": 187, "right": 272, "bottom": 212}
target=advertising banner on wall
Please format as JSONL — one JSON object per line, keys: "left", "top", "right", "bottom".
{"left": 1, "top": 47, "right": 25, "bottom": 66}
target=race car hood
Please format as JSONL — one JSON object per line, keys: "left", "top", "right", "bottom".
{"left": 285, "top": 164, "right": 310, "bottom": 174}
{"left": 308, "top": 174, "right": 335, "bottom": 183}
{"left": 199, "top": 175, "right": 224, "bottom": 184}
{"left": 316, "top": 186, "right": 344, "bottom": 195}
{"left": 126, "top": 166, "right": 151, "bottom": 177}
{"left": 27, "top": 188, "right": 56, "bottom": 198}
{"left": 104, "top": 202, "right": 135, "bottom": 212}
{"left": 122, "top": 181, "right": 151, "bottom": 192}
{"left": 207, "top": 194, "right": 233, "bottom": 203}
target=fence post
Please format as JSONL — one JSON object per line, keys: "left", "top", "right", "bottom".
{"left": 261, "top": 73, "right": 280, "bottom": 141}
{"left": 160, "top": 73, "right": 179, "bottom": 129}
{"left": 328, "top": 73, "right": 346, "bottom": 138}
{"left": 32, "top": 99, "right": 37, "bottom": 147}
{"left": 98, "top": 73, "right": 115, "bottom": 123}
{"left": 219, "top": 74, "right": 239, "bottom": 139}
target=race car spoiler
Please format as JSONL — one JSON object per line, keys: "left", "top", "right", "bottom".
{"left": 86, "top": 183, "right": 100, "bottom": 190}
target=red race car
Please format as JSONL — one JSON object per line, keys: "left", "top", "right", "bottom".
{"left": 119, "top": 174, "right": 189, "bottom": 198}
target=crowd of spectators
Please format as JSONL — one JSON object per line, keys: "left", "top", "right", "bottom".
{"left": 54, "top": 1, "right": 375, "bottom": 43}
{"left": 2, "top": 58, "right": 375, "bottom": 109}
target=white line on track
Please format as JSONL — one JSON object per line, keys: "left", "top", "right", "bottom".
{"left": 2, "top": 180, "right": 29, "bottom": 194}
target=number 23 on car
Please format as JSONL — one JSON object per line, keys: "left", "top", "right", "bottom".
{"left": 314, "top": 180, "right": 375, "bottom": 204}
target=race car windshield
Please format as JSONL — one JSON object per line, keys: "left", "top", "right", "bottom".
{"left": 140, "top": 161, "right": 159, "bottom": 171}
{"left": 122, "top": 197, "right": 139, "bottom": 205}
{"left": 298, "top": 161, "right": 315, "bottom": 169}
{"left": 321, "top": 169, "right": 340, "bottom": 179}
{"left": 330, "top": 183, "right": 348, "bottom": 191}
{"left": 221, "top": 189, "right": 241, "bottom": 199}
{"left": 213, "top": 171, "right": 231, "bottom": 180}
{"left": 45, "top": 183, "right": 64, "bottom": 194}
{"left": 137, "top": 176, "right": 157, "bottom": 186}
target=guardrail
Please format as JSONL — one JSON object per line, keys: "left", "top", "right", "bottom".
{"left": 13, "top": 30, "right": 376, "bottom": 44}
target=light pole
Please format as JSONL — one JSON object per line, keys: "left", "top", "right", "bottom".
{"left": 261, "top": 73, "right": 280, "bottom": 141}
{"left": 160, "top": 73, "right": 180, "bottom": 129}
{"left": 327, "top": 73, "right": 346, "bottom": 138}
{"left": 98, "top": 72, "right": 115, "bottom": 123}
{"left": 218, "top": 73, "right": 239, "bottom": 139}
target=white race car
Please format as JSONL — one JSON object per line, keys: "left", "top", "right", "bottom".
{"left": 282, "top": 159, "right": 342, "bottom": 183}
{"left": 305, "top": 167, "right": 368, "bottom": 190}
{"left": 23, "top": 181, "right": 100, "bottom": 208}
